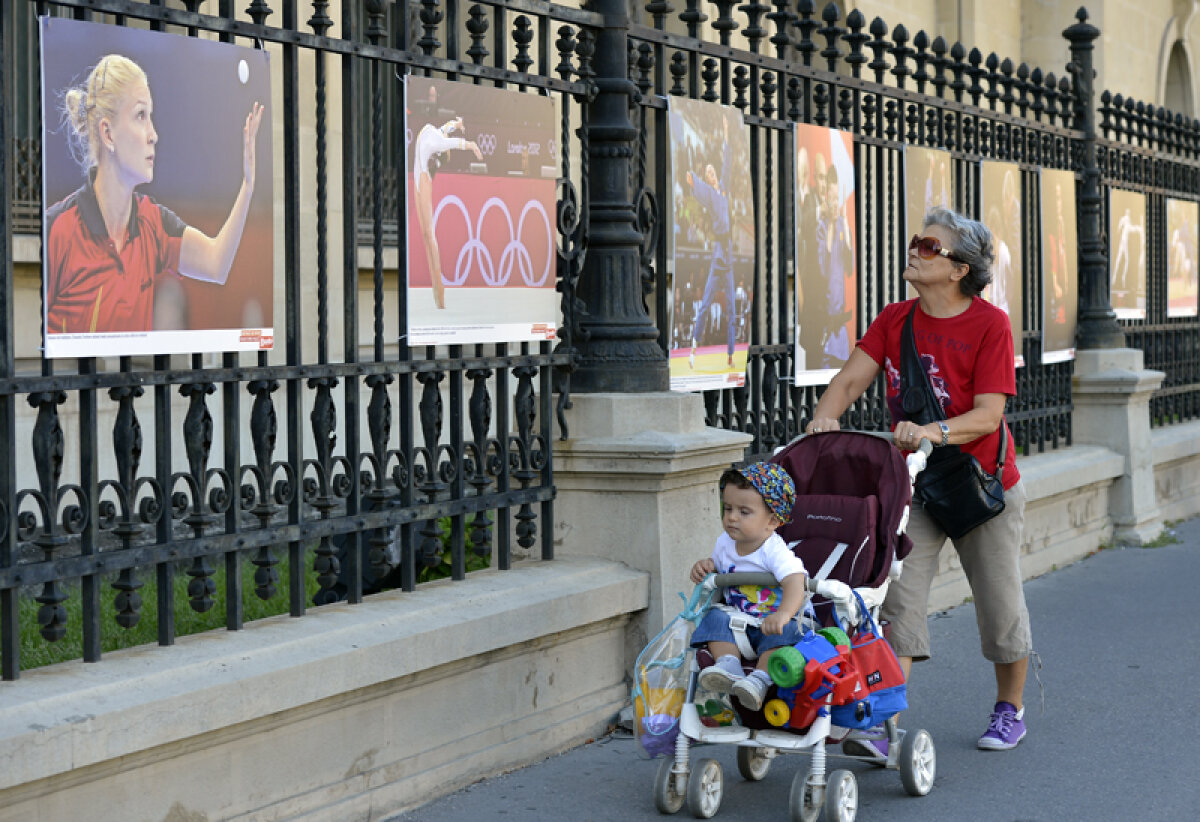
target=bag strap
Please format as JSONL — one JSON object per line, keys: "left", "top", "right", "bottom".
{"left": 849, "top": 589, "right": 883, "bottom": 639}
{"left": 900, "top": 303, "right": 944, "bottom": 425}
{"left": 992, "top": 418, "right": 1008, "bottom": 481}
{"left": 904, "top": 302, "right": 1009, "bottom": 481}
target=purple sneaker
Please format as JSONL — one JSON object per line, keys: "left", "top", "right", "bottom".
{"left": 842, "top": 727, "right": 902, "bottom": 764}
{"left": 978, "top": 701, "right": 1026, "bottom": 750}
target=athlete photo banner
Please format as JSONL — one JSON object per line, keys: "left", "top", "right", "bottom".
{"left": 41, "top": 17, "right": 273, "bottom": 359}
{"left": 1109, "top": 189, "right": 1147, "bottom": 320}
{"left": 794, "top": 123, "right": 857, "bottom": 386}
{"left": 981, "top": 160, "right": 1024, "bottom": 367}
{"left": 405, "top": 76, "right": 558, "bottom": 346}
{"left": 666, "top": 97, "right": 755, "bottom": 392}
{"left": 1165, "top": 197, "right": 1198, "bottom": 319}
{"left": 1040, "top": 169, "right": 1078, "bottom": 364}
{"left": 904, "top": 146, "right": 954, "bottom": 241}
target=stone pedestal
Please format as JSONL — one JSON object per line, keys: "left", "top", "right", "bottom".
{"left": 1072, "top": 348, "right": 1165, "bottom": 543}
{"left": 552, "top": 393, "right": 752, "bottom": 653}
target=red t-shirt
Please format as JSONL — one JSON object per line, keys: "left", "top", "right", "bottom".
{"left": 45, "top": 173, "right": 186, "bottom": 334}
{"left": 857, "top": 297, "right": 1020, "bottom": 489}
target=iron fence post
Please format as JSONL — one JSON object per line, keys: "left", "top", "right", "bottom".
{"left": 1, "top": 0, "right": 18, "bottom": 680}
{"left": 1065, "top": 7, "right": 1124, "bottom": 350}
{"left": 571, "top": 0, "right": 668, "bottom": 392}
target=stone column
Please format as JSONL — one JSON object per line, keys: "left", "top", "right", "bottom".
{"left": 1072, "top": 348, "right": 1164, "bottom": 544}
{"left": 552, "top": 393, "right": 751, "bottom": 656}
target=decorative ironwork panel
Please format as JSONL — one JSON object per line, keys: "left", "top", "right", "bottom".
{"left": 630, "top": 1, "right": 1089, "bottom": 461}
{"left": 0, "top": 0, "right": 594, "bottom": 679}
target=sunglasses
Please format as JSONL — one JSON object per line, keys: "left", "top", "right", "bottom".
{"left": 909, "top": 234, "right": 965, "bottom": 263}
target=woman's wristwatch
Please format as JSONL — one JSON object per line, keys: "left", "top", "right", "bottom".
{"left": 937, "top": 421, "right": 950, "bottom": 446}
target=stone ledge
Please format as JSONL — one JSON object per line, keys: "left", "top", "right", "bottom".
{"left": 1018, "top": 445, "right": 1124, "bottom": 500}
{"left": 0, "top": 557, "right": 649, "bottom": 792}
{"left": 1151, "top": 418, "right": 1200, "bottom": 467}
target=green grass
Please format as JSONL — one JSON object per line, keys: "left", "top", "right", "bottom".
{"left": 18, "top": 518, "right": 493, "bottom": 671}
{"left": 1140, "top": 522, "right": 1182, "bottom": 548}
{"left": 18, "top": 551, "right": 322, "bottom": 670}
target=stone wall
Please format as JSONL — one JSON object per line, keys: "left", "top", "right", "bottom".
{"left": 0, "top": 559, "right": 648, "bottom": 822}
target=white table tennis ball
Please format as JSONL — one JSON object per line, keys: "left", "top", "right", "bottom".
{"left": 238, "top": 59, "right": 249, "bottom": 85}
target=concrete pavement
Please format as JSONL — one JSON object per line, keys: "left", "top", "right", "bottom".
{"left": 390, "top": 517, "right": 1200, "bottom": 822}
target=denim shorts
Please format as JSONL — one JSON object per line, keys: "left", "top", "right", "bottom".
{"left": 690, "top": 607, "right": 805, "bottom": 656}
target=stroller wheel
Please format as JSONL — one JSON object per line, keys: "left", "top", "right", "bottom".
{"left": 653, "top": 758, "right": 686, "bottom": 814}
{"left": 899, "top": 728, "right": 936, "bottom": 796}
{"left": 736, "top": 745, "right": 773, "bottom": 781}
{"left": 789, "top": 771, "right": 821, "bottom": 822}
{"left": 823, "top": 770, "right": 858, "bottom": 822}
{"left": 685, "top": 758, "right": 724, "bottom": 819}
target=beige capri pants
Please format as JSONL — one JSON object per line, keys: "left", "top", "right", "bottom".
{"left": 881, "top": 479, "right": 1032, "bottom": 664}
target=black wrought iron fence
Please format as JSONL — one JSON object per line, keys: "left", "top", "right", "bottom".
{"left": 0, "top": 0, "right": 598, "bottom": 679}
{"left": 6, "top": 0, "right": 1200, "bottom": 682}
{"left": 1096, "top": 91, "right": 1200, "bottom": 426}
{"left": 629, "top": 1, "right": 1092, "bottom": 462}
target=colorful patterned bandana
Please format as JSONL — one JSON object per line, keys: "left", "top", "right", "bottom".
{"left": 733, "top": 461, "right": 795, "bottom": 524}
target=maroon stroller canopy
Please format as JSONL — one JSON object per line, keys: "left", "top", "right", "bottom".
{"left": 770, "top": 431, "right": 914, "bottom": 590}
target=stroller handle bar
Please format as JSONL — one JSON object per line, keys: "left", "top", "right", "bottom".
{"left": 784, "top": 429, "right": 934, "bottom": 455}
{"left": 712, "top": 572, "right": 800, "bottom": 590}
{"left": 779, "top": 429, "right": 932, "bottom": 482}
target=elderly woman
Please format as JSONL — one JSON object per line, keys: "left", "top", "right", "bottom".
{"left": 807, "top": 207, "right": 1032, "bottom": 756}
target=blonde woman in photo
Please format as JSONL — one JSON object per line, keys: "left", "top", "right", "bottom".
{"left": 46, "top": 53, "right": 263, "bottom": 334}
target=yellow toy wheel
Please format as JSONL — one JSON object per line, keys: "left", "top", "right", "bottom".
{"left": 764, "top": 698, "right": 791, "bottom": 727}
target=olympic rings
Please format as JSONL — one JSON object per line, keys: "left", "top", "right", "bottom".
{"left": 476, "top": 133, "right": 497, "bottom": 155}
{"left": 431, "top": 194, "right": 554, "bottom": 288}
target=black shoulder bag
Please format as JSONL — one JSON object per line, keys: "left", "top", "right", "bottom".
{"left": 901, "top": 303, "right": 1007, "bottom": 540}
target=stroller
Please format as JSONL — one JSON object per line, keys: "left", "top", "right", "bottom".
{"left": 636, "top": 431, "right": 936, "bottom": 822}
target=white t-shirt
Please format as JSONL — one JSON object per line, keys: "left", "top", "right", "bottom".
{"left": 710, "top": 532, "right": 808, "bottom": 618}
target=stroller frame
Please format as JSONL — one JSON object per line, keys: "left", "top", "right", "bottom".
{"left": 649, "top": 433, "right": 937, "bottom": 822}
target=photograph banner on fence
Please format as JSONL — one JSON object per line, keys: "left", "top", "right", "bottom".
{"left": 1109, "top": 188, "right": 1147, "bottom": 320}
{"left": 40, "top": 17, "right": 274, "bottom": 359}
{"left": 904, "top": 146, "right": 955, "bottom": 300}
{"left": 1165, "top": 197, "right": 1199, "bottom": 319}
{"left": 903, "top": 146, "right": 955, "bottom": 240}
{"left": 1040, "top": 168, "right": 1078, "bottom": 364}
{"left": 405, "top": 76, "right": 559, "bottom": 346}
{"left": 981, "top": 161, "right": 1024, "bottom": 367}
{"left": 666, "top": 98, "right": 755, "bottom": 392}
{"left": 794, "top": 123, "right": 857, "bottom": 386}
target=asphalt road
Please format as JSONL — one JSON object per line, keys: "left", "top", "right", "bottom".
{"left": 390, "top": 518, "right": 1200, "bottom": 822}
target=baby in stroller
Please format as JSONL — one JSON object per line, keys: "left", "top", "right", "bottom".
{"left": 640, "top": 432, "right": 935, "bottom": 821}
{"left": 691, "top": 460, "right": 811, "bottom": 710}
{"left": 688, "top": 462, "right": 809, "bottom": 712}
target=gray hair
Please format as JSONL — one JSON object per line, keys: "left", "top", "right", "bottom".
{"left": 923, "top": 206, "right": 995, "bottom": 297}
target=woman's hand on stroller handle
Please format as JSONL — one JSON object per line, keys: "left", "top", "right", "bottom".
{"left": 806, "top": 417, "right": 841, "bottom": 435}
